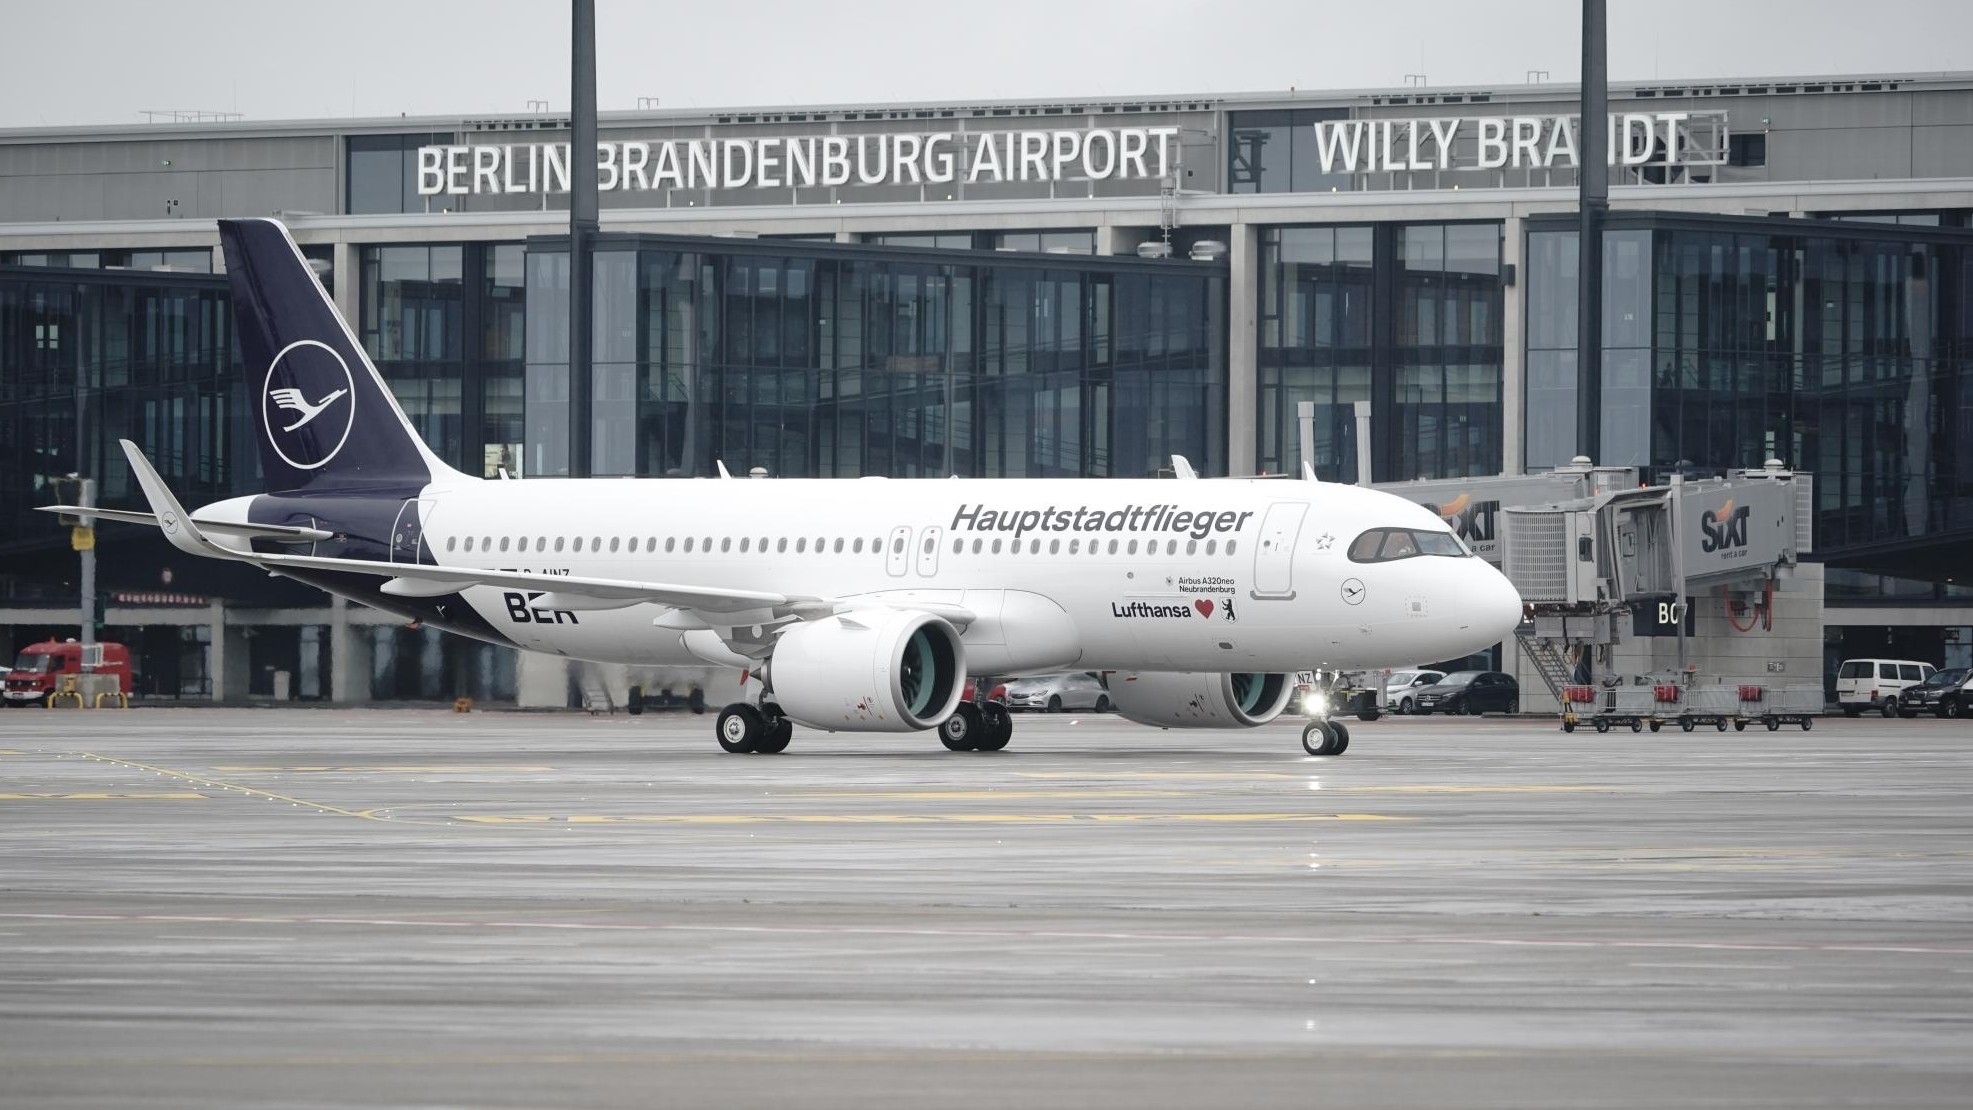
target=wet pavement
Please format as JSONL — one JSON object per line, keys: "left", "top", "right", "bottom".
{"left": 1, "top": 707, "right": 1969, "bottom": 1108}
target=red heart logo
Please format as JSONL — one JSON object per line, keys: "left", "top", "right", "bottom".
{"left": 1194, "top": 599, "right": 1214, "bottom": 618}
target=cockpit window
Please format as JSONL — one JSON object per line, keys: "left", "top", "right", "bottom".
{"left": 1348, "top": 527, "right": 1468, "bottom": 563}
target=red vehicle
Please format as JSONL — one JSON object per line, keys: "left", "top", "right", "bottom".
{"left": 2, "top": 640, "right": 132, "bottom": 706}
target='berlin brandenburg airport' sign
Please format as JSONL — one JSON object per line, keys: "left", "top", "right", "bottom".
{"left": 415, "top": 112, "right": 1724, "bottom": 196}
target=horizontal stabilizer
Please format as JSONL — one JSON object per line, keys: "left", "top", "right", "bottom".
{"left": 36, "top": 505, "right": 331, "bottom": 543}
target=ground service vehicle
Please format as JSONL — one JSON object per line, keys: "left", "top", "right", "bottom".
{"left": 1837, "top": 659, "right": 1938, "bottom": 718}
{"left": 1385, "top": 669, "right": 1446, "bottom": 714}
{"left": 2, "top": 641, "right": 133, "bottom": 706}
{"left": 1409, "top": 670, "right": 1520, "bottom": 716}
{"left": 1896, "top": 667, "right": 1971, "bottom": 718}
{"left": 1003, "top": 672, "right": 1111, "bottom": 712}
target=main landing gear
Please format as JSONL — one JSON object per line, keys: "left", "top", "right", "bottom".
{"left": 1301, "top": 718, "right": 1350, "bottom": 756}
{"left": 715, "top": 702, "right": 793, "bottom": 754}
{"left": 939, "top": 700, "right": 1013, "bottom": 752}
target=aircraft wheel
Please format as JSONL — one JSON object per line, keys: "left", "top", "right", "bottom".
{"left": 976, "top": 702, "right": 1013, "bottom": 752}
{"left": 939, "top": 702, "right": 984, "bottom": 751}
{"left": 715, "top": 703, "right": 766, "bottom": 754}
{"left": 754, "top": 717, "right": 793, "bottom": 754}
{"left": 1332, "top": 721, "right": 1351, "bottom": 754}
{"left": 1301, "top": 720, "right": 1336, "bottom": 755}
{"left": 1593, "top": 718, "right": 1610, "bottom": 734}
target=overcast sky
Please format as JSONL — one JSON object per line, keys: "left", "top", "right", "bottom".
{"left": 4, "top": 0, "right": 1970, "bottom": 128}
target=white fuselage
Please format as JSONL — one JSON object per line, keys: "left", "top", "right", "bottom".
{"left": 342, "top": 474, "right": 1523, "bottom": 676}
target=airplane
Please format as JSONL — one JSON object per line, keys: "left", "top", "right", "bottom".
{"left": 49, "top": 218, "right": 1524, "bottom": 757}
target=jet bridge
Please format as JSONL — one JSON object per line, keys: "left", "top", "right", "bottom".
{"left": 1374, "top": 458, "right": 1814, "bottom": 706}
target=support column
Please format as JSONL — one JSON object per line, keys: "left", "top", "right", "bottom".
{"left": 1227, "top": 222, "right": 1259, "bottom": 476}
{"left": 206, "top": 599, "right": 226, "bottom": 703}
{"left": 1500, "top": 215, "right": 1526, "bottom": 475}
{"left": 328, "top": 596, "right": 372, "bottom": 704}
{"left": 332, "top": 241, "right": 360, "bottom": 330}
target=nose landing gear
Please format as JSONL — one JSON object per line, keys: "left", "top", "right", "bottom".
{"left": 1302, "top": 718, "right": 1350, "bottom": 756}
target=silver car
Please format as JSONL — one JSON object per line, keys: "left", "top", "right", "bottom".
{"left": 1003, "top": 672, "right": 1112, "bottom": 713}
{"left": 1385, "top": 669, "right": 1447, "bottom": 715}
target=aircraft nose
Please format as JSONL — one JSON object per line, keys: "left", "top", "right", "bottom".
{"left": 1469, "top": 561, "right": 1525, "bottom": 641}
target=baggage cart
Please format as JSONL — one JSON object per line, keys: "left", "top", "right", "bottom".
{"left": 1678, "top": 684, "right": 1743, "bottom": 732}
{"left": 1759, "top": 684, "right": 1823, "bottom": 731}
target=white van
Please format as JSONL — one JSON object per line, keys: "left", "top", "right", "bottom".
{"left": 1836, "top": 659, "right": 1938, "bottom": 717}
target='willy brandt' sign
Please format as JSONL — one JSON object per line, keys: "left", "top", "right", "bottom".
{"left": 1303, "top": 111, "right": 1727, "bottom": 173}
{"left": 418, "top": 127, "right": 1182, "bottom": 196}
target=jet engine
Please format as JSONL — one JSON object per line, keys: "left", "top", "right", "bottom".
{"left": 1104, "top": 670, "right": 1295, "bottom": 729}
{"left": 767, "top": 610, "right": 966, "bottom": 732}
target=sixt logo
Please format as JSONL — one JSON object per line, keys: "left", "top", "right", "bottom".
{"left": 1700, "top": 499, "right": 1751, "bottom": 555}
{"left": 1425, "top": 493, "right": 1498, "bottom": 544}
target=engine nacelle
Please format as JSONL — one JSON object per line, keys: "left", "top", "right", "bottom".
{"left": 1105, "top": 671, "right": 1294, "bottom": 729}
{"left": 767, "top": 609, "right": 966, "bottom": 732}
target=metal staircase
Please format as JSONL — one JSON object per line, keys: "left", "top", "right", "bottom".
{"left": 1515, "top": 629, "right": 1578, "bottom": 704}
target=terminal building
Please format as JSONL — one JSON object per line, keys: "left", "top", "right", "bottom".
{"left": 2, "top": 71, "right": 1969, "bottom": 705}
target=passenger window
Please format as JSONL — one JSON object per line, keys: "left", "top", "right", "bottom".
{"left": 991, "top": 539, "right": 1003, "bottom": 554}
{"left": 554, "top": 537, "right": 565, "bottom": 552}
{"left": 1030, "top": 539, "right": 1041, "bottom": 554}
{"left": 1108, "top": 539, "right": 1119, "bottom": 554}
{"left": 952, "top": 538, "right": 963, "bottom": 554}
{"left": 1899, "top": 664, "right": 1922, "bottom": 682}
{"left": 535, "top": 537, "right": 546, "bottom": 552}
{"left": 464, "top": 537, "right": 476, "bottom": 552}
{"left": 1186, "top": 540, "right": 1197, "bottom": 555}
{"left": 683, "top": 537, "right": 693, "bottom": 553}
{"left": 895, "top": 537, "right": 906, "bottom": 554}
{"left": 665, "top": 537, "right": 676, "bottom": 553}
{"left": 833, "top": 538, "right": 844, "bottom": 553}
{"left": 1206, "top": 539, "right": 1216, "bottom": 555}
{"left": 971, "top": 538, "right": 982, "bottom": 554}
{"left": 759, "top": 536, "right": 768, "bottom": 552}
{"left": 740, "top": 538, "right": 750, "bottom": 553}
{"left": 446, "top": 537, "right": 457, "bottom": 552}
{"left": 778, "top": 538, "right": 788, "bottom": 553}
{"left": 1880, "top": 664, "right": 1898, "bottom": 680}
{"left": 1049, "top": 539, "right": 1059, "bottom": 554}
{"left": 922, "top": 537, "right": 934, "bottom": 554}
{"left": 721, "top": 538, "right": 732, "bottom": 553}
{"left": 1226, "top": 540, "right": 1238, "bottom": 555}
{"left": 1069, "top": 539, "right": 1080, "bottom": 554}
{"left": 609, "top": 537, "right": 620, "bottom": 553}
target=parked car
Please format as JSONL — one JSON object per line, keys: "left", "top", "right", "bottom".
{"left": 1003, "top": 672, "right": 1110, "bottom": 713}
{"left": 1896, "top": 667, "right": 1972, "bottom": 719}
{"left": 1837, "top": 658, "right": 1938, "bottom": 718}
{"left": 1410, "top": 670, "right": 1520, "bottom": 716}
{"left": 1384, "top": 669, "right": 1447, "bottom": 715}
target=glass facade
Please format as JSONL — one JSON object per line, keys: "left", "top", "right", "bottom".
{"left": 346, "top": 133, "right": 454, "bottom": 215}
{"left": 524, "top": 236, "right": 1226, "bottom": 480}
{"left": 0, "top": 265, "right": 241, "bottom": 551}
{"left": 1526, "top": 214, "right": 1973, "bottom": 569}
{"left": 1228, "top": 109, "right": 1351, "bottom": 194}
{"left": 1259, "top": 222, "right": 1504, "bottom": 481}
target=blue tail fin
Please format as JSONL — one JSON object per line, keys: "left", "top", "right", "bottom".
{"left": 219, "top": 218, "right": 456, "bottom": 492}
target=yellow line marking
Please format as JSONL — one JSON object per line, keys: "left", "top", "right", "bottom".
{"left": 793, "top": 789, "right": 1192, "bottom": 800}
{"left": 455, "top": 812, "right": 1406, "bottom": 825}
{"left": 212, "top": 765, "right": 558, "bottom": 774}
{"left": 73, "top": 753, "right": 419, "bottom": 823}
{"left": 0, "top": 792, "right": 207, "bottom": 800}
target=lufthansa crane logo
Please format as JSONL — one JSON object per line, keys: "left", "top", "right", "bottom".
{"left": 261, "top": 339, "right": 356, "bottom": 471}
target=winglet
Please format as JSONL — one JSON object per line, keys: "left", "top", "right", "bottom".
{"left": 118, "top": 439, "right": 243, "bottom": 561}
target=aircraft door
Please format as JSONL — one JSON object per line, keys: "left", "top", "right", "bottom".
{"left": 1250, "top": 502, "right": 1308, "bottom": 599}
{"left": 915, "top": 525, "right": 943, "bottom": 577}
{"left": 885, "top": 524, "right": 912, "bottom": 577}
{"left": 390, "top": 499, "right": 436, "bottom": 564}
